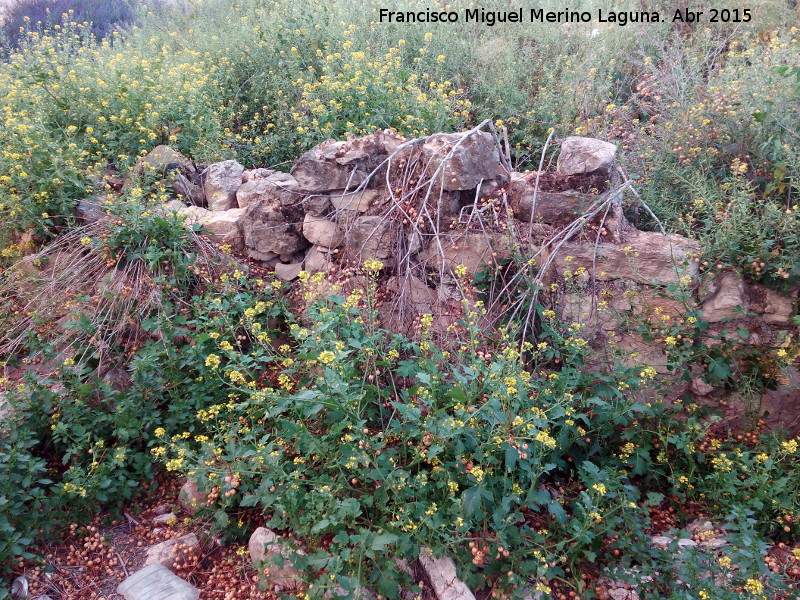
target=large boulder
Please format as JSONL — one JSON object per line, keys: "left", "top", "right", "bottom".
{"left": 556, "top": 136, "right": 617, "bottom": 177}
{"left": 422, "top": 131, "right": 500, "bottom": 192}
{"left": 291, "top": 132, "right": 403, "bottom": 192}
{"left": 205, "top": 160, "right": 244, "bottom": 211}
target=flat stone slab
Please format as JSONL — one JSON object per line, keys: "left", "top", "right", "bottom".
{"left": 117, "top": 564, "right": 199, "bottom": 600}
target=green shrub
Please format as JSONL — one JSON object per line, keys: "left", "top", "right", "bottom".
{"left": 152, "top": 269, "right": 796, "bottom": 598}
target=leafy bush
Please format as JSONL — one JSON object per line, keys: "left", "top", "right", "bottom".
{"left": 152, "top": 269, "right": 797, "bottom": 599}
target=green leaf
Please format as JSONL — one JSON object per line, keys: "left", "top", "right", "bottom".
{"left": 370, "top": 532, "right": 399, "bottom": 551}
{"left": 462, "top": 486, "right": 490, "bottom": 518}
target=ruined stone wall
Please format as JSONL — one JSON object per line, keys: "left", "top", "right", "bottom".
{"left": 127, "top": 128, "right": 798, "bottom": 425}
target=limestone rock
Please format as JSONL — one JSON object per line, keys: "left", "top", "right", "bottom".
{"left": 172, "top": 172, "right": 204, "bottom": 206}
{"left": 608, "top": 589, "right": 639, "bottom": 600}
{"left": 0, "top": 392, "right": 9, "bottom": 420}
{"left": 237, "top": 171, "right": 303, "bottom": 210}
{"left": 102, "top": 366, "right": 131, "bottom": 392}
{"left": 205, "top": 160, "right": 244, "bottom": 211}
{"left": 418, "top": 547, "right": 476, "bottom": 600}
{"left": 291, "top": 132, "right": 401, "bottom": 192}
{"left": 76, "top": 196, "right": 110, "bottom": 224}
{"left": 241, "top": 174, "right": 307, "bottom": 259}
{"left": 303, "top": 245, "right": 331, "bottom": 275}
{"left": 557, "top": 136, "right": 617, "bottom": 177}
{"left": 177, "top": 479, "right": 207, "bottom": 515}
{"left": 508, "top": 171, "right": 598, "bottom": 226}
{"left": 303, "top": 213, "right": 343, "bottom": 248}
{"left": 243, "top": 168, "right": 275, "bottom": 182}
{"left": 422, "top": 131, "right": 500, "bottom": 192}
{"left": 152, "top": 512, "right": 177, "bottom": 525}
{"left": 328, "top": 188, "right": 381, "bottom": 213}
{"left": 700, "top": 272, "right": 747, "bottom": 322}
{"left": 761, "top": 366, "right": 800, "bottom": 434}
{"left": 748, "top": 283, "right": 795, "bottom": 326}
{"left": 182, "top": 205, "right": 211, "bottom": 225}
{"left": 420, "top": 231, "right": 514, "bottom": 277}
{"left": 347, "top": 216, "right": 399, "bottom": 263}
{"left": 117, "top": 564, "right": 199, "bottom": 600}
{"left": 552, "top": 231, "right": 699, "bottom": 286}
{"left": 199, "top": 208, "right": 246, "bottom": 249}
{"left": 248, "top": 527, "right": 304, "bottom": 591}
{"left": 649, "top": 536, "right": 672, "bottom": 549}
{"left": 143, "top": 533, "right": 199, "bottom": 569}
{"left": 275, "top": 261, "right": 304, "bottom": 281}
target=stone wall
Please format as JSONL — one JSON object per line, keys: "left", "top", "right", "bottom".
{"left": 127, "top": 129, "right": 798, "bottom": 425}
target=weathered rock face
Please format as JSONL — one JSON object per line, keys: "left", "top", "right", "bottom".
{"left": 700, "top": 271, "right": 747, "bottom": 322}
{"left": 160, "top": 201, "right": 246, "bottom": 249}
{"left": 418, "top": 548, "right": 476, "bottom": 600}
{"left": 237, "top": 171, "right": 302, "bottom": 210}
{"left": 420, "top": 231, "right": 514, "bottom": 277}
{"left": 200, "top": 208, "right": 246, "bottom": 250}
{"left": 422, "top": 131, "right": 500, "bottom": 191}
{"left": 747, "top": 283, "right": 795, "bottom": 326}
{"left": 303, "top": 212, "right": 343, "bottom": 248}
{"left": 303, "top": 244, "right": 331, "bottom": 275}
{"left": 243, "top": 205, "right": 305, "bottom": 259}
{"left": 347, "top": 216, "right": 399, "bottom": 263}
{"left": 508, "top": 172, "right": 598, "bottom": 226}
{"left": 290, "top": 131, "right": 402, "bottom": 192}
{"left": 205, "top": 160, "right": 244, "bottom": 211}
{"left": 240, "top": 172, "right": 306, "bottom": 259}
{"left": 328, "top": 188, "right": 380, "bottom": 213}
{"left": 556, "top": 136, "right": 617, "bottom": 177}
{"left": 552, "top": 230, "right": 700, "bottom": 286}
{"left": 76, "top": 196, "right": 111, "bottom": 225}
{"left": 249, "top": 527, "right": 304, "bottom": 591}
